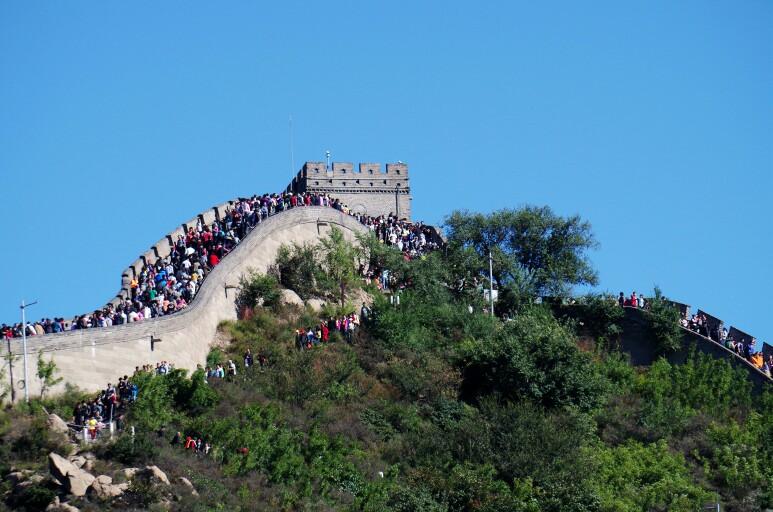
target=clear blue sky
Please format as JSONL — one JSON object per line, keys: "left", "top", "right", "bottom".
{"left": 1, "top": 2, "right": 771, "bottom": 346}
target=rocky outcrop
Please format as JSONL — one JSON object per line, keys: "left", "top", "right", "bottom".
{"left": 46, "top": 497, "right": 81, "bottom": 512}
{"left": 142, "top": 465, "right": 170, "bottom": 485}
{"left": 88, "top": 474, "right": 129, "bottom": 499}
{"left": 306, "top": 298, "right": 326, "bottom": 312}
{"left": 47, "top": 414, "right": 70, "bottom": 435}
{"left": 279, "top": 289, "right": 304, "bottom": 308}
{"left": 48, "top": 452, "right": 95, "bottom": 497}
{"left": 178, "top": 476, "right": 198, "bottom": 496}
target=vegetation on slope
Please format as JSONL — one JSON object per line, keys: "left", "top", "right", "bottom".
{"left": 1, "top": 207, "right": 771, "bottom": 511}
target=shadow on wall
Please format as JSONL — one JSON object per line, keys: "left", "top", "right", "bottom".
{"left": 618, "top": 308, "right": 771, "bottom": 395}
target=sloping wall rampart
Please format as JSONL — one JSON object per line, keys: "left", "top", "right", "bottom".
{"left": 7, "top": 207, "right": 367, "bottom": 398}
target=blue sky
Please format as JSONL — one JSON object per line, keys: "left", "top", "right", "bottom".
{"left": 1, "top": 2, "right": 771, "bottom": 346}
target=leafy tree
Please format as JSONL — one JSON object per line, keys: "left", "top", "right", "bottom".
{"left": 319, "top": 226, "right": 360, "bottom": 307}
{"left": 459, "top": 307, "right": 608, "bottom": 412}
{"left": 444, "top": 206, "right": 598, "bottom": 301}
{"left": 645, "top": 286, "right": 683, "bottom": 353}
{"left": 236, "top": 270, "right": 280, "bottom": 310}
{"left": 36, "top": 351, "right": 62, "bottom": 399}
{"left": 588, "top": 440, "right": 713, "bottom": 512}
{"left": 274, "top": 242, "right": 324, "bottom": 299}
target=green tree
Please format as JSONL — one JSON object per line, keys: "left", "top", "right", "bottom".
{"left": 458, "top": 307, "right": 608, "bottom": 412}
{"left": 236, "top": 270, "right": 280, "bottom": 310}
{"left": 274, "top": 242, "right": 323, "bottom": 299}
{"left": 36, "top": 351, "right": 62, "bottom": 399}
{"left": 645, "top": 286, "right": 683, "bottom": 353}
{"left": 444, "top": 206, "right": 598, "bottom": 300}
{"left": 588, "top": 440, "right": 713, "bottom": 512}
{"left": 319, "top": 226, "right": 360, "bottom": 307}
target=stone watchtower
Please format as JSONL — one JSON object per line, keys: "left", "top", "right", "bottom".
{"left": 286, "top": 161, "right": 411, "bottom": 220}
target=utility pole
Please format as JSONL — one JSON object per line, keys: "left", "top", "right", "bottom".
{"left": 5, "top": 337, "right": 15, "bottom": 402}
{"left": 20, "top": 299, "right": 38, "bottom": 403}
{"left": 488, "top": 251, "right": 495, "bottom": 316}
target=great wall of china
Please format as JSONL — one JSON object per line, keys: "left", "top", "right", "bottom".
{"left": 5, "top": 206, "right": 367, "bottom": 399}
{"left": 2, "top": 161, "right": 769, "bottom": 400}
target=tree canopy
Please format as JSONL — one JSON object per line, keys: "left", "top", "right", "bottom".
{"left": 444, "top": 206, "right": 599, "bottom": 302}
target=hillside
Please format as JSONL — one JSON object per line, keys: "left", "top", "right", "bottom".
{"left": 0, "top": 207, "right": 771, "bottom": 512}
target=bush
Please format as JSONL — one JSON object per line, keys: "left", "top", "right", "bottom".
{"left": 645, "top": 286, "right": 683, "bottom": 353}
{"left": 236, "top": 271, "right": 280, "bottom": 310}
{"left": 98, "top": 432, "right": 155, "bottom": 465}
{"left": 7, "top": 484, "right": 56, "bottom": 512}
{"left": 275, "top": 242, "right": 327, "bottom": 300}
{"left": 588, "top": 440, "right": 713, "bottom": 511}
{"left": 459, "top": 307, "right": 608, "bottom": 412}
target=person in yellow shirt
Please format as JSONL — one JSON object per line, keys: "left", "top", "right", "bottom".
{"left": 750, "top": 352, "right": 764, "bottom": 369}
{"left": 87, "top": 417, "right": 98, "bottom": 440}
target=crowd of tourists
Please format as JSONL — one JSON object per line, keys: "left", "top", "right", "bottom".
{"left": 295, "top": 309, "right": 365, "bottom": 350}
{"left": 680, "top": 313, "right": 771, "bottom": 377}
{"left": 1, "top": 192, "right": 440, "bottom": 342}
{"left": 619, "top": 291, "right": 771, "bottom": 378}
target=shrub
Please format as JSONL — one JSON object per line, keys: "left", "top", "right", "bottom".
{"left": 645, "top": 286, "right": 683, "bottom": 354}
{"left": 236, "top": 271, "right": 280, "bottom": 310}
{"left": 97, "top": 432, "right": 155, "bottom": 465}
{"left": 7, "top": 485, "right": 56, "bottom": 512}
{"left": 459, "top": 307, "right": 608, "bottom": 412}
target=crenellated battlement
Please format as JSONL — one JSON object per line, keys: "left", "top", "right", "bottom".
{"left": 287, "top": 161, "right": 412, "bottom": 219}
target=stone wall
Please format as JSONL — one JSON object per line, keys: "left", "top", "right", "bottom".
{"left": 288, "top": 161, "right": 412, "bottom": 219}
{"left": 617, "top": 307, "right": 771, "bottom": 393}
{"left": 5, "top": 207, "right": 367, "bottom": 399}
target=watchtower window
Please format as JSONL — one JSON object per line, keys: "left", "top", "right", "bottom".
{"left": 342, "top": 181, "right": 346, "bottom": 186}
{"left": 370, "top": 182, "right": 374, "bottom": 186}
{"left": 397, "top": 183, "right": 401, "bottom": 187}
{"left": 341, "top": 169, "right": 346, "bottom": 173}
{"left": 314, "top": 169, "right": 319, "bottom": 173}
{"left": 328, "top": 179, "right": 333, "bottom": 184}
{"left": 314, "top": 167, "right": 319, "bottom": 171}
{"left": 396, "top": 170, "right": 401, "bottom": 175}
{"left": 383, "top": 180, "right": 387, "bottom": 184}
{"left": 314, "top": 181, "right": 319, "bottom": 186}
{"left": 368, "top": 169, "right": 374, "bottom": 174}
{"left": 356, "top": 179, "right": 360, "bottom": 184}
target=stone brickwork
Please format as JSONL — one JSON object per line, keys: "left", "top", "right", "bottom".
{"left": 4, "top": 208, "right": 367, "bottom": 399}
{"left": 287, "top": 161, "right": 412, "bottom": 219}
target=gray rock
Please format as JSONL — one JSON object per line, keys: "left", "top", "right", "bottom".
{"left": 121, "top": 467, "right": 139, "bottom": 480}
{"left": 143, "top": 465, "right": 170, "bottom": 485}
{"left": 88, "top": 474, "right": 127, "bottom": 499}
{"left": 46, "top": 497, "right": 81, "bottom": 512}
{"left": 178, "top": 476, "right": 198, "bottom": 496}
{"left": 67, "top": 455, "right": 86, "bottom": 469}
{"left": 279, "top": 289, "right": 304, "bottom": 308}
{"left": 306, "top": 298, "right": 326, "bottom": 312}
{"left": 48, "top": 452, "right": 95, "bottom": 497}
{"left": 47, "top": 414, "right": 70, "bottom": 435}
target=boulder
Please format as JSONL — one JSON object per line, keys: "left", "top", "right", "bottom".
{"left": 47, "top": 414, "right": 70, "bottom": 435}
{"left": 178, "top": 476, "right": 198, "bottom": 496}
{"left": 48, "top": 452, "right": 95, "bottom": 497}
{"left": 121, "top": 467, "right": 139, "bottom": 480}
{"left": 46, "top": 497, "right": 81, "bottom": 512}
{"left": 88, "top": 474, "right": 128, "bottom": 499}
{"left": 143, "top": 465, "right": 170, "bottom": 485}
{"left": 279, "top": 289, "right": 304, "bottom": 308}
{"left": 306, "top": 298, "right": 326, "bottom": 312}
{"left": 67, "top": 455, "right": 86, "bottom": 469}
{"left": 6, "top": 471, "right": 29, "bottom": 485}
